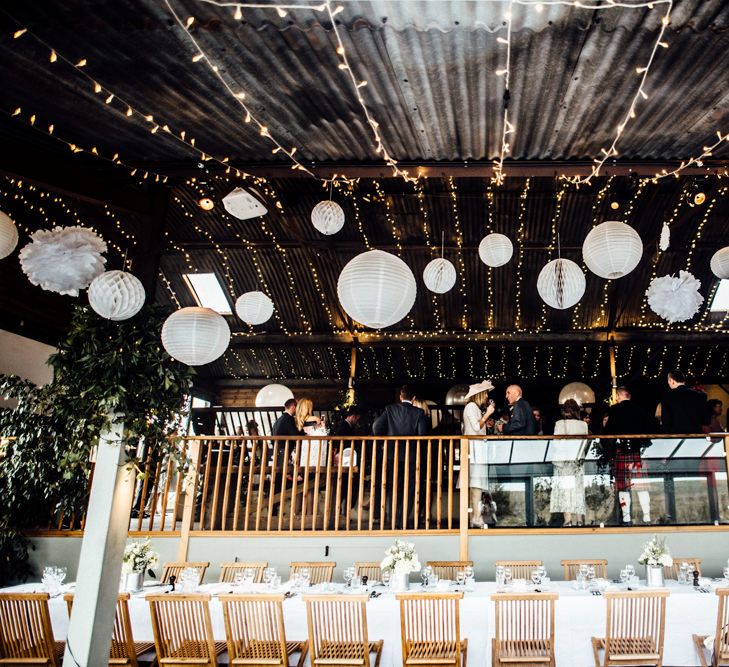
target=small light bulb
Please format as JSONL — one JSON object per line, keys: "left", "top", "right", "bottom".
{"left": 610, "top": 201, "right": 619, "bottom": 210}
{"left": 198, "top": 197, "right": 215, "bottom": 211}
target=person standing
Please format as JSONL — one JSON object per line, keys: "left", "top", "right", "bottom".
{"left": 333, "top": 407, "right": 362, "bottom": 523}
{"left": 550, "top": 399, "right": 588, "bottom": 527}
{"left": 497, "top": 385, "right": 537, "bottom": 435}
{"left": 661, "top": 370, "right": 706, "bottom": 434}
{"left": 271, "top": 398, "right": 299, "bottom": 436}
{"left": 703, "top": 399, "right": 724, "bottom": 434}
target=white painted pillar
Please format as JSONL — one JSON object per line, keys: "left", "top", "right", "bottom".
{"left": 63, "top": 418, "right": 135, "bottom": 666}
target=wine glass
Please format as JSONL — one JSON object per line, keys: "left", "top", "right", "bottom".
{"left": 42, "top": 566, "right": 66, "bottom": 597}
{"left": 233, "top": 571, "right": 245, "bottom": 588}
{"left": 300, "top": 568, "right": 311, "bottom": 588}
{"left": 619, "top": 568, "right": 629, "bottom": 584}
{"left": 381, "top": 569, "right": 392, "bottom": 587}
{"left": 264, "top": 567, "right": 276, "bottom": 586}
{"left": 495, "top": 565, "right": 505, "bottom": 587}
{"left": 343, "top": 567, "right": 355, "bottom": 588}
{"left": 456, "top": 570, "right": 466, "bottom": 589}
{"left": 531, "top": 570, "right": 542, "bottom": 587}
{"left": 291, "top": 572, "right": 302, "bottom": 589}
{"left": 421, "top": 565, "right": 432, "bottom": 588}
{"left": 503, "top": 569, "right": 513, "bottom": 588}
{"left": 625, "top": 564, "right": 635, "bottom": 578}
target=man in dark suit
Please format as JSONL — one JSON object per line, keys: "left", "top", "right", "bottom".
{"left": 497, "top": 385, "right": 537, "bottom": 435}
{"left": 661, "top": 370, "right": 706, "bottom": 434}
{"left": 333, "top": 407, "right": 362, "bottom": 523}
{"left": 372, "top": 386, "right": 428, "bottom": 528}
{"left": 271, "top": 398, "right": 298, "bottom": 436}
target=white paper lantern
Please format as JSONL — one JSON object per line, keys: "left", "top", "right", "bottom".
{"left": 88, "top": 270, "right": 145, "bottom": 321}
{"left": 445, "top": 384, "right": 470, "bottom": 406}
{"left": 582, "top": 220, "right": 643, "bottom": 279}
{"left": 337, "top": 249, "right": 417, "bottom": 329}
{"left": 422, "top": 257, "right": 457, "bottom": 294}
{"left": 478, "top": 233, "right": 513, "bottom": 267}
{"left": 536, "top": 258, "right": 586, "bottom": 309}
{"left": 710, "top": 247, "right": 729, "bottom": 279}
{"left": 311, "top": 200, "right": 345, "bottom": 235}
{"left": 559, "top": 382, "right": 596, "bottom": 405}
{"left": 0, "top": 211, "right": 19, "bottom": 260}
{"left": 161, "top": 307, "right": 230, "bottom": 366}
{"left": 235, "top": 291, "right": 274, "bottom": 325}
{"left": 255, "top": 383, "right": 294, "bottom": 407}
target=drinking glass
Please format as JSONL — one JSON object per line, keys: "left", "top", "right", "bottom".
{"left": 456, "top": 571, "right": 466, "bottom": 588}
{"left": 421, "top": 569, "right": 430, "bottom": 588}
{"left": 579, "top": 564, "right": 589, "bottom": 579}
{"left": 243, "top": 568, "right": 256, "bottom": 587}
{"left": 263, "top": 567, "right": 276, "bottom": 586}
{"left": 343, "top": 567, "right": 355, "bottom": 588}
{"left": 722, "top": 567, "right": 729, "bottom": 581}
{"left": 291, "top": 572, "right": 302, "bottom": 589}
{"left": 180, "top": 567, "right": 198, "bottom": 592}
{"left": 619, "top": 569, "right": 629, "bottom": 584}
{"left": 300, "top": 568, "right": 311, "bottom": 588}
{"left": 495, "top": 565, "right": 505, "bottom": 587}
{"left": 503, "top": 569, "right": 513, "bottom": 588}
{"left": 576, "top": 572, "right": 586, "bottom": 590}
{"left": 233, "top": 571, "right": 245, "bottom": 588}
{"left": 679, "top": 562, "right": 689, "bottom": 585}
{"left": 42, "top": 566, "right": 66, "bottom": 597}
{"left": 381, "top": 569, "right": 392, "bottom": 587}
{"left": 536, "top": 566, "right": 546, "bottom": 579}
{"left": 531, "top": 570, "right": 542, "bottom": 587}
{"left": 625, "top": 564, "right": 635, "bottom": 578}
{"left": 587, "top": 566, "right": 596, "bottom": 582}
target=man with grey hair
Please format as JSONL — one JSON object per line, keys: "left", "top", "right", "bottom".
{"left": 496, "top": 384, "right": 537, "bottom": 435}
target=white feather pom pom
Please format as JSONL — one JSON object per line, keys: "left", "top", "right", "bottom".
{"left": 659, "top": 222, "right": 670, "bottom": 252}
{"left": 646, "top": 270, "right": 703, "bottom": 323}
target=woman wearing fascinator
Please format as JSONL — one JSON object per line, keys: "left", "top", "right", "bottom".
{"left": 458, "top": 380, "right": 497, "bottom": 528}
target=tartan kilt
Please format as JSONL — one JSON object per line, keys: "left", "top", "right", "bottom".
{"left": 611, "top": 451, "right": 647, "bottom": 491}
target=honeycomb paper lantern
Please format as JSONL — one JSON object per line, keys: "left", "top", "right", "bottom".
{"left": 235, "top": 291, "right": 274, "bottom": 325}
{"left": 161, "top": 307, "right": 230, "bottom": 366}
{"left": 88, "top": 270, "right": 145, "bottom": 321}
{"left": 337, "top": 249, "right": 417, "bottom": 329}
{"left": 558, "top": 382, "right": 596, "bottom": 405}
{"left": 255, "top": 383, "right": 294, "bottom": 407}
{"left": 478, "top": 233, "right": 513, "bottom": 267}
{"left": 710, "top": 247, "right": 729, "bottom": 279}
{"left": 445, "top": 384, "right": 470, "bottom": 406}
{"left": 422, "top": 257, "right": 457, "bottom": 294}
{"left": 582, "top": 220, "right": 643, "bottom": 279}
{"left": 311, "top": 200, "right": 345, "bottom": 235}
{"left": 0, "top": 211, "right": 18, "bottom": 260}
{"left": 536, "top": 258, "right": 586, "bottom": 309}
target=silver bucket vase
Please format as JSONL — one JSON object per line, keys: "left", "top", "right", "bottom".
{"left": 391, "top": 571, "right": 410, "bottom": 592}
{"left": 121, "top": 571, "right": 144, "bottom": 592}
{"left": 646, "top": 565, "right": 664, "bottom": 588}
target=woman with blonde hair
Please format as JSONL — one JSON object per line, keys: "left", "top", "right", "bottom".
{"left": 550, "top": 398, "right": 588, "bottom": 526}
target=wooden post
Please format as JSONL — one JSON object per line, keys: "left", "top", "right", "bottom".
{"left": 177, "top": 439, "right": 201, "bottom": 561}
{"left": 608, "top": 336, "right": 618, "bottom": 404}
{"left": 725, "top": 435, "right": 729, "bottom": 500}
{"left": 63, "top": 418, "right": 133, "bottom": 666}
{"left": 347, "top": 344, "right": 357, "bottom": 404}
{"left": 459, "top": 438, "right": 469, "bottom": 560}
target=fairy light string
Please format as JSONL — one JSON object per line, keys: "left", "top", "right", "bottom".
{"left": 492, "top": 1, "right": 515, "bottom": 186}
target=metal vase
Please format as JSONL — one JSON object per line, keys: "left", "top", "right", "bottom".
{"left": 646, "top": 565, "right": 664, "bottom": 588}
{"left": 391, "top": 571, "right": 410, "bottom": 592}
{"left": 121, "top": 571, "right": 144, "bottom": 592}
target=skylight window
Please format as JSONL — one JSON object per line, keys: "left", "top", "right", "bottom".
{"left": 710, "top": 279, "right": 729, "bottom": 312}
{"left": 183, "top": 273, "right": 231, "bottom": 314}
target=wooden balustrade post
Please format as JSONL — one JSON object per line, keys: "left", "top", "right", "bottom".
{"left": 459, "top": 437, "right": 469, "bottom": 560}
{"left": 725, "top": 435, "right": 729, "bottom": 499}
{"left": 177, "top": 439, "right": 201, "bottom": 561}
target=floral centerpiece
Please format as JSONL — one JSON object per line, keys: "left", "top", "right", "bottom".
{"left": 638, "top": 535, "right": 672, "bottom": 587}
{"left": 121, "top": 539, "right": 158, "bottom": 591}
{"left": 381, "top": 539, "right": 421, "bottom": 591}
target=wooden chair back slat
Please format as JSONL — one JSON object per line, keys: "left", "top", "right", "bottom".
{"left": 492, "top": 592, "right": 557, "bottom": 666}
{"left": 161, "top": 562, "right": 209, "bottom": 585}
{"left": 304, "top": 594, "right": 370, "bottom": 665}
{"left": 495, "top": 560, "right": 544, "bottom": 579}
{"left": 290, "top": 562, "right": 336, "bottom": 585}
{"left": 664, "top": 557, "right": 701, "bottom": 580}
{"left": 219, "top": 562, "right": 268, "bottom": 584}
{"left": 715, "top": 588, "right": 729, "bottom": 662}
{"left": 354, "top": 562, "right": 383, "bottom": 582}
{"left": 561, "top": 559, "right": 608, "bottom": 581}
{"left": 0, "top": 593, "right": 59, "bottom": 666}
{"left": 426, "top": 561, "right": 474, "bottom": 581}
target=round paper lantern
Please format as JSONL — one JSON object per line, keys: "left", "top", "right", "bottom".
{"left": 255, "top": 383, "right": 294, "bottom": 407}
{"left": 478, "top": 233, "right": 513, "bottom": 267}
{"left": 536, "top": 258, "right": 586, "bottom": 309}
{"left": 235, "top": 291, "right": 274, "bottom": 325}
{"left": 710, "top": 247, "right": 729, "bottom": 279}
{"left": 311, "top": 200, "right": 345, "bottom": 235}
{"left": 161, "top": 307, "right": 230, "bottom": 366}
{"left": 558, "top": 382, "right": 596, "bottom": 405}
{"left": 582, "top": 221, "right": 643, "bottom": 279}
{"left": 337, "top": 249, "right": 417, "bottom": 329}
{"left": 422, "top": 257, "right": 457, "bottom": 294}
{"left": 445, "top": 384, "right": 470, "bottom": 406}
{"left": 0, "top": 211, "right": 18, "bottom": 260}
{"left": 88, "top": 270, "right": 145, "bottom": 321}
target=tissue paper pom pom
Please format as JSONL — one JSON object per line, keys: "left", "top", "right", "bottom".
{"left": 646, "top": 270, "right": 704, "bottom": 323}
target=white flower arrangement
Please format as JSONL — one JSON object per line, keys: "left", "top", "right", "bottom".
{"left": 637, "top": 535, "right": 673, "bottom": 567}
{"left": 121, "top": 539, "right": 159, "bottom": 574}
{"left": 380, "top": 539, "right": 421, "bottom": 575}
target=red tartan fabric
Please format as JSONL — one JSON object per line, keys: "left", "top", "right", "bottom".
{"left": 612, "top": 451, "right": 647, "bottom": 491}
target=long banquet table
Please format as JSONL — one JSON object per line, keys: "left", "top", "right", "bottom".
{"left": 3, "top": 579, "right": 722, "bottom": 666}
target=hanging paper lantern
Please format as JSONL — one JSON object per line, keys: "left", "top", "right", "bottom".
{"left": 337, "top": 249, "right": 417, "bottom": 329}
{"left": 311, "top": 200, "right": 345, "bottom": 235}
{"left": 646, "top": 270, "right": 704, "bottom": 323}
{"left": 235, "top": 291, "right": 274, "bottom": 325}
{"left": 558, "top": 382, "right": 596, "bottom": 405}
{"left": 255, "top": 383, "right": 294, "bottom": 407}
{"left": 582, "top": 221, "right": 643, "bottom": 279}
{"left": 536, "top": 258, "right": 586, "bottom": 309}
{"left": 88, "top": 270, "right": 145, "bottom": 321}
{"left": 710, "top": 247, "right": 729, "bottom": 279}
{"left": 161, "top": 307, "right": 230, "bottom": 366}
{"left": 19, "top": 226, "right": 106, "bottom": 296}
{"left": 445, "top": 384, "right": 470, "bottom": 406}
{"left": 478, "top": 233, "right": 513, "bottom": 267}
{"left": 0, "top": 211, "right": 19, "bottom": 260}
{"left": 422, "top": 257, "right": 457, "bottom": 294}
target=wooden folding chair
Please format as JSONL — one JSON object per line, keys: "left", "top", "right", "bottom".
{"left": 693, "top": 588, "right": 729, "bottom": 667}
{"left": 290, "top": 562, "right": 336, "bottom": 585}
{"left": 220, "top": 593, "right": 308, "bottom": 666}
{"left": 147, "top": 593, "right": 226, "bottom": 666}
{"left": 561, "top": 559, "right": 608, "bottom": 580}
{"left": 592, "top": 590, "right": 669, "bottom": 667}
{"left": 161, "top": 561, "right": 210, "bottom": 585}
{"left": 426, "top": 561, "right": 474, "bottom": 581}
{"left": 219, "top": 562, "right": 268, "bottom": 584}
{"left": 304, "top": 594, "right": 383, "bottom": 667}
{"left": 664, "top": 557, "right": 701, "bottom": 580}
{"left": 354, "top": 562, "right": 383, "bottom": 582}
{"left": 64, "top": 592, "right": 154, "bottom": 666}
{"left": 491, "top": 592, "right": 557, "bottom": 667}
{"left": 397, "top": 592, "right": 467, "bottom": 666}
{"left": 495, "top": 560, "right": 543, "bottom": 579}
{"left": 0, "top": 593, "right": 64, "bottom": 666}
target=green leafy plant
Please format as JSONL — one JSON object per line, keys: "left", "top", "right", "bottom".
{"left": 0, "top": 304, "right": 194, "bottom": 584}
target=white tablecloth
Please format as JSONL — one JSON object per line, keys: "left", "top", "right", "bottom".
{"left": 3, "top": 580, "right": 720, "bottom": 666}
